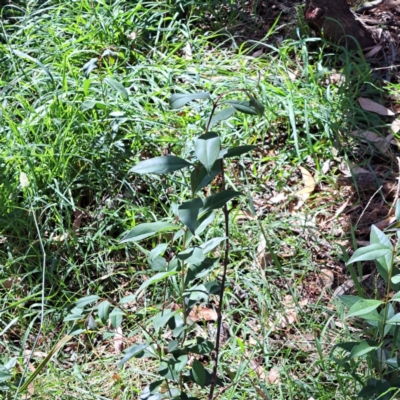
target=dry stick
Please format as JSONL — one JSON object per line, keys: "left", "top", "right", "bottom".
{"left": 356, "top": 185, "right": 382, "bottom": 228}
{"left": 208, "top": 160, "right": 230, "bottom": 400}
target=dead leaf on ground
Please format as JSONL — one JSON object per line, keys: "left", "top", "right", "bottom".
{"left": 392, "top": 118, "right": 400, "bottom": 134}
{"left": 319, "top": 269, "right": 334, "bottom": 289}
{"left": 350, "top": 130, "right": 390, "bottom": 152}
{"left": 268, "top": 192, "right": 287, "bottom": 204}
{"left": 364, "top": 44, "right": 382, "bottom": 58}
{"left": 256, "top": 234, "right": 272, "bottom": 270}
{"left": 358, "top": 98, "right": 395, "bottom": 116}
{"left": 294, "top": 167, "right": 315, "bottom": 209}
{"left": 114, "top": 326, "right": 124, "bottom": 354}
{"left": 188, "top": 306, "right": 217, "bottom": 322}
{"left": 267, "top": 367, "right": 281, "bottom": 384}
{"left": 268, "top": 295, "right": 308, "bottom": 330}
{"left": 333, "top": 274, "right": 371, "bottom": 297}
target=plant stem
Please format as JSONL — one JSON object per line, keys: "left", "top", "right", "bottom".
{"left": 208, "top": 159, "right": 229, "bottom": 400}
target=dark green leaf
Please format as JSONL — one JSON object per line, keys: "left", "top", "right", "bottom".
{"left": 178, "top": 198, "right": 203, "bottom": 235}
{"left": 148, "top": 256, "right": 167, "bottom": 271}
{"left": 97, "top": 301, "right": 111, "bottom": 324}
{"left": 386, "top": 313, "right": 400, "bottom": 325}
{"left": 208, "top": 107, "right": 236, "bottom": 129}
{"left": 224, "top": 100, "right": 257, "bottom": 115}
{"left": 219, "top": 145, "right": 257, "bottom": 159}
{"left": 170, "top": 92, "right": 210, "bottom": 109}
{"left": 203, "top": 190, "right": 242, "bottom": 211}
{"left": 174, "top": 355, "right": 188, "bottom": 373}
{"left": 120, "top": 222, "right": 179, "bottom": 243}
{"left": 195, "top": 132, "right": 221, "bottom": 173}
{"left": 168, "top": 340, "right": 179, "bottom": 353}
{"left": 249, "top": 96, "right": 265, "bottom": 116}
{"left": 191, "top": 360, "right": 206, "bottom": 387}
{"left": 195, "top": 211, "right": 215, "bottom": 235}
{"left": 104, "top": 77, "right": 129, "bottom": 100}
{"left": 191, "top": 162, "right": 221, "bottom": 194}
{"left": 185, "top": 258, "right": 218, "bottom": 284}
{"left": 130, "top": 156, "right": 191, "bottom": 175}
{"left": 189, "top": 337, "right": 214, "bottom": 355}
{"left": 153, "top": 309, "right": 176, "bottom": 332}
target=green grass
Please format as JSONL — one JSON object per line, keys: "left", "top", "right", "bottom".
{"left": 1, "top": 0, "right": 399, "bottom": 399}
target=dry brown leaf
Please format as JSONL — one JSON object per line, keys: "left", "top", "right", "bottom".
{"left": 358, "top": 98, "right": 395, "bottom": 116}
{"left": 333, "top": 274, "right": 371, "bottom": 297}
{"left": 267, "top": 367, "right": 281, "bottom": 384}
{"left": 295, "top": 167, "right": 315, "bottom": 197}
{"left": 391, "top": 118, "right": 400, "bottom": 134}
{"left": 114, "top": 326, "right": 124, "bottom": 355}
{"left": 321, "top": 160, "right": 333, "bottom": 174}
{"left": 325, "top": 198, "right": 350, "bottom": 223}
{"left": 364, "top": 44, "right": 382, "bottom": 58}
{"left": 188, "top": 306, "right": 217, "bottom": 322}
{"left": 350, "top": 130, "right": 390, "bottom": 152}
{"left": 319, "top": 269, "right": 334, "bottom": 289}
{"left": 257, "top": 235, "right": 272, "bottom": 270}
{"left": 268, "top": 192, "right": 287, "bottom": 204}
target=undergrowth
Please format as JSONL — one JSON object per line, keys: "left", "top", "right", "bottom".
{"left": 1, "top": 0, "right": 399, "bottom": 399}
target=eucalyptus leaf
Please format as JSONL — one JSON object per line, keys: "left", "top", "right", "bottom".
{"left": 120, "top": 222, "right": 179, "bottom": 243}
{"left": 97, "top": 300, "right": 111, "bottom": 324}
{"left": 208, "top": 107, "right": 236, "bottom": 129}
{"left": 347, "top": 243, "right": 392, "bottom": 264}
{"left": 130, "top": 156, "right": 191, "bottom": 175}
{"left": 76, "top": 295, "right": 100, "bottom": 308}
{"left": 170, "top": 92, "right": 210, "bottom": 109}
{"left": 195, "top": 132, "right": 221, "bottom": 173}
{"left": 219, "top": 145, "right": 257, "bottom": 159}
{"left": 178, "top": 198, "right": 203, "bottom": 235}
{"left": 347, "top": 299, "right": 383, "bottom": 318}
{"left": 191, "top": 162, "right": 221, "bottom": 194}
{"left": 224, "top": 100, "right": 257, "bottom": 115}
{"left": 191, "top": 360, "right": 206, "bottom": 387}
{"left": 203, "top": 190, "right": 242, "bottom": 211}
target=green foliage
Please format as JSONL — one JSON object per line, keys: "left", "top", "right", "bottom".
{"left": 333, "top": 201, "right": 400, "bottom": 399}
{"left": 61, "top": 89, "right": 263, "bottom": 398}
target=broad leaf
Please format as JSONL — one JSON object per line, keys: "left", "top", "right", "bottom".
{"left": 110, "top": 308, "right": 124, "bottom": 328}
{"left": 195, "top": 132, "right": 221, "bottom": 173}
{"left": 104, "top": 77, "right": 129, "bottom": 100}
{"left": 203, "top": 190, "right": 242, "bottom": 211}
{"left": 347, "top": 243, "right": 392, "bottom": 264}
{"left": 97, "top": 300, "right": 111, "bottom": 324}
{"left": 347, "top": 299, "right": 383, "bottom": 318}
{"left": 132, "top": 270, "right": 179, "bottom": 299}
{"left": 178, "top": 198, "right": 203, "bottom": 235}
{"left": 152, "top": 309, "right": 177, "bottom": 332}
{"left": 208, "top": 107, "right": 236, "bottom": 129}
{"left": 184, "top": 284, "right": 209, "bottom": 301}
{"left": 249, "top": 96, "right": 265, "bottom": 116}
{"left": 189, "top": 337, "right": 214, "bottom": 354}
{"left": 200, "top": 237, "right": 227, "bottom": 254}
{"left": 170, "top": 92, "right": 210, "bottom": 109}
{"left": 130, "top": 156, "right": 191, "bottom": 175}
{"left": 224, "top": 100, "right": 258, "bottom": 115}
{"left": 191, "top": 360, "right": 206, "bottom": 387}
{"left": 219, "top": 145, "right": 257, "bottom": 159}
{"left": 386, "top": 313, "right": 400, "bottom": 325}
{"left": 120, "top": 222, "right": 179, "bottom": 243}
{"left": 118, "top": 343, "right": 149, "bottom": 366}
{"left": 177, "top": 247, "right": 205, "bottom": 264}
{"left": 191, "top": 162, "right": 221, "bottom": 194}
{"left": 76, "top": 295, "right": 100, "bottom": 308}
{"left": 349, "top": 340, "right": 379, "bottom": 359}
